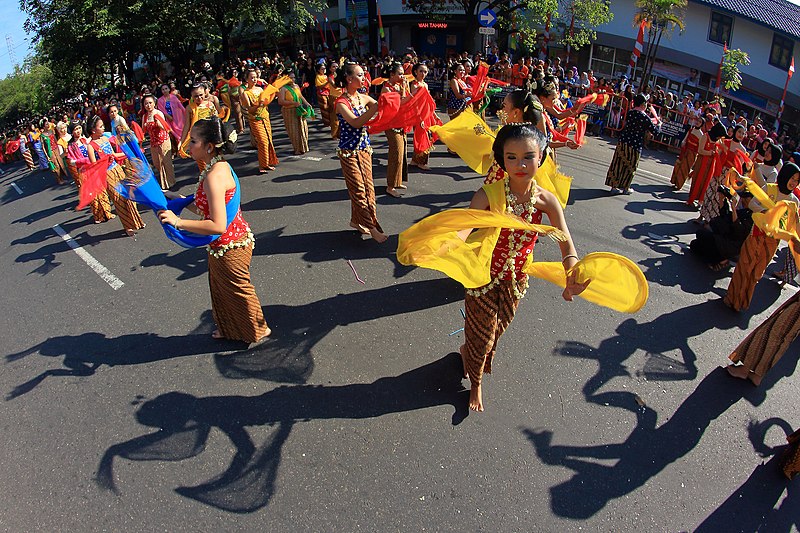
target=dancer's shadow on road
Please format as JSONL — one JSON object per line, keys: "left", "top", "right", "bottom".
{"left": 6, "top": 277, "right": 461, "bottom": 400}
{"left": 13, "top": 217, "right": 124, "bottom": 275}
{"left": 553, "top": 299, "right": 759, "bottom": 397}
{"left": 525, "top": 353, "right": 799, "bottom": 520}
{"left": 623, "top": 184, "right": 698, "bottom": 215}
{"left": 3, "top": 310, "right": 307, "bottom": 400}
{"left": 11, "top": 200, "right": 75, "bottom": 225}
{"left": 95, "top": 352, "right": 468, "bottom": 513}
{"left": 139, "top": 245, "right": 209, "bottom": 281}
{"left": 251, "top": 226, "right": 414, "bottom": 279}
{"left": 621, "top": 220, "right": 777, "bottom": 299}
{"left": 694, "top": 417, "right": 800, "bottom": 532}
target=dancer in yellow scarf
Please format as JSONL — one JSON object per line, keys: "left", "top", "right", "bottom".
{"left": 397, "top": 125, "right": 647, "bottom": 411}
{"left": 179, "top": 83, "right": 218, "bottom": 171}
{"left": 398, "top": 124, "right": 647, "bottom": 412}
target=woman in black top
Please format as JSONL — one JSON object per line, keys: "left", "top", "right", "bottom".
{"left": 605, "top": 93, "right": 662, "bottom": 194}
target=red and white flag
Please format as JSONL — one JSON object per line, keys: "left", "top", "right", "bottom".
{"left": 539, "top": 14, "right": 551, "bottom": 60}
{"left": 627, "top": 21, "right": 646, "bottom": 77}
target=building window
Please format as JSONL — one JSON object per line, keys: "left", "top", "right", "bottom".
{"left": 769, "top": 33, "right": 795, "bottom": 70}
{"left": 708, "top": 12, "right": 732, "bottom": 45}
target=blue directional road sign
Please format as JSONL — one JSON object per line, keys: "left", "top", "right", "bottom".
{"left": 478, "top": 8, "right": 497, "bottom": 27}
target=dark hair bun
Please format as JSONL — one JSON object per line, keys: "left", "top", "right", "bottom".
{"left": 192, "top": 115, "right": 237, "bottom": 154}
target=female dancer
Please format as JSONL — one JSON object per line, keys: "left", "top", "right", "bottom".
{"left": 605, "top": 94, "right": 662, "bottom": 193}
{"left": 410, "top": 62, "right": 433, "bottom": 170}
{"left": 327, "top": 61, "right": 343, "bottom": 139}
{"left": 725, "top": 167, "right": 799, "bottom": 383}
{"left": 686, "top": 115, "right": 719, "bottom": 206}
{"left": 723, "top": 162, "right": 799, "bottom": 312}
{"left": 87, "top": 116, "right": 146, "bottom": 237}
{"left": 485, "top": 89, "right": 544, "bottom": 184}
{"left": 40, "top": 120, "right": 66, "bottom": 184}
{"left": 227, "top": 69, "right": 245, "bottom": 134}
{"left": 29, "top": 124, "right": 50, "bottom": 170}
{"left": 751, "top": 140, "right": 782, "bottom": 187}
{"left": 18, "top": 128, "right": 35, "bottom": 170}
{"left": 157, "top": 83, "right": 187, "bottom": 145}
{"left": 55, "top": 121, "right": 72, "bottom": 181}
{"left": 533, "top": 83, "right": 584, "bottom": 151}
{"left": 241, "top": 69, "right": 279, "bottom": 173}
{"left": 670, "top": 116, "right": 703, "bottom": 190}
{"left": 697, "top": 124, "right": 749, "bottom": 224}
{"left": 66, "top": 122, "right": 114, "bottom": 224}
{"left": 334, "top": 62, "right": 387, "bottom": 243}
{"left": 277, "top": 71, "right": 312, "bottom": 155}
{"left": 158, "top": 117, "right": 269, "bottom": 344}
{"left": 315, "top": 63, "right": 331, "bottom": 128}
{"left": 182, "top": 84, "right": 222, "bottom": 172}
{"left": 142, "top": 94, "right": 176, "bottom": 190}
{"left": 459, "top": 125, "right": 587, "bottom": 411}
{"left": 382, "top": 62, "right": 411, "bottom": 197}
{"left": 446, "top": 63, "right": 470, "bottom": 119}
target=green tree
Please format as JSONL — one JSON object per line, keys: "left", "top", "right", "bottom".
{"left": 556, "top": 0, "right": 614, "bottom": 54}
{"left": 633, "top": 0, "right": 686, "bottom": 88}
{"left": 721, "top": 48, "right": 750, "bottom": 92}
{"left": 0, "top": 61, "right": 54, "bottom": 127}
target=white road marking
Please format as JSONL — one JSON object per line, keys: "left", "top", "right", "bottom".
{"left": 53, "top": 224, "right": 125, "bottom": 290}
{"left": 303, "top": 156, "right": 322, "bottom": 162}
{"left": 637, "top": 168, "right": 670, "bottom": 181}
{"left": 10, "top": 182, "right": 22, "bottom": 194}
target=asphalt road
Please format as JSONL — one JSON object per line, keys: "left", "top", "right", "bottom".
{"left": 0, "top": 108, "right": 798, "bottom": 532}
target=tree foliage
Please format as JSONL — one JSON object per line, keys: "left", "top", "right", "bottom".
{"left": 722, "top": 48, "right": 750, "bottom": 91}
{"left": 18, "top": 0, "right": 324, "bottom": 99}
{"left": 557, "top": 0, "right": 614, "bottom": 51}
{"left": 633, "top": 0, "right": 686, "bottom": 87}
{"left": 0, "top": 61, "right": 54, "bottom": 127}
{"left": 406, "top": 0, "right": 610, "bottom": 55}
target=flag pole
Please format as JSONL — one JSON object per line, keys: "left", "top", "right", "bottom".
{"left": 775, "top": 56, "right": 795, "bottom": 131}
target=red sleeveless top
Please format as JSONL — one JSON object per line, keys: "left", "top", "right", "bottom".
{"left": 195, "top": 179, "right": 250, "bottom": 249}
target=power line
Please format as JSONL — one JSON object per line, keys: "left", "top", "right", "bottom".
{"left": 5, "top": 34, "right": 18, "bottom": 65}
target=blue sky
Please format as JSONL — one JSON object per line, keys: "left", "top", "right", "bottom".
{"left": 0, "top": 0, "right": 32, "bottom": 78}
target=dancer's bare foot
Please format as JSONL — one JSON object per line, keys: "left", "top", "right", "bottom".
{"left": 469, "top": 384, "right": 484, "bottom": 412}
{"left": 369, "top": 227, "right": 388, "bottom": 243}
{"left": 125, "top": 229, "right": 137, "bottom": 238}
{"left": 266, "top": 165, "right": 276, "bottom": 171}
{"left": 211, "top": 330, "right": 224, "bottom": 339}
{"left": 349, "top": 222, "right": 369, "bottom": 234}
{"left": 255, "top": 327, "right": 272, "bottom": 342}
{"left": 396, "top": 184, "right": 407, "bottom": 189}
{"left": 386, "top": 188, "right": 402, "bottom": 198}
{"left": 459, "top": 344, "right": 468, "bottom": 379}
{"left": 417, "top": 164, "right": 430, "bottom": 170}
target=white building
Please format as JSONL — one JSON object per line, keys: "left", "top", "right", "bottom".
{"left": 347, "top": 0, "right": 798, "bottom": 126}
{"left": 585, "top": 0, "right": 799, "bottom": 126}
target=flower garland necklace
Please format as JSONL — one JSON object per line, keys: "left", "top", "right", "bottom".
{"left": 466, "top": 177, "right": 539, "bottom": 300}
{"left": 195, "top": 155, "right": 255, "bottom": 259}
{"left": 197, "top": 154, "right": 224, "bottom": 185}
{"left": 505, "top": 176, "right": 537, "bottom": 220}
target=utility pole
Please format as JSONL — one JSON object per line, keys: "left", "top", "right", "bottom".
{"left": 6, "top": 34, "right": 18, "bottom": 69}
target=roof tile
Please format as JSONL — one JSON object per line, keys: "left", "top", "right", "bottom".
{"left": 694, "top": 0, "right": 800, "bottom": 41}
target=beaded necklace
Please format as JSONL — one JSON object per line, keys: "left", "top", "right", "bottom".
{"left": 466, "top": 176, "right": 539, "bottom": 300}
